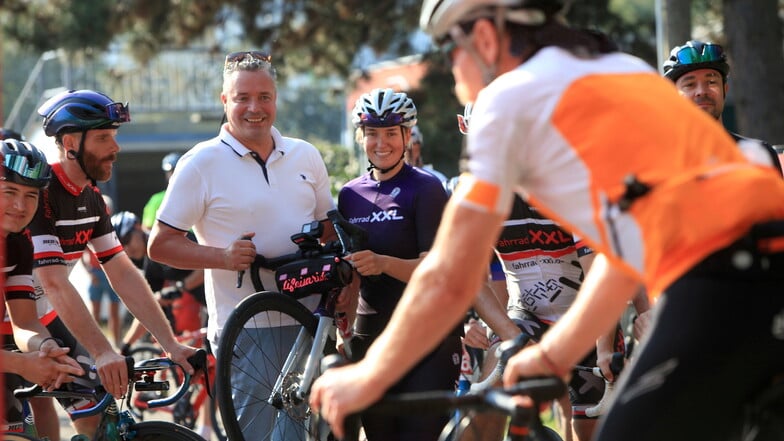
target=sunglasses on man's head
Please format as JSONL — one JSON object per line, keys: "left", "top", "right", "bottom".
{"left": 675, "top": 43, "right": 724, "bottom": 65}
{"left": 224, "top": 51, "right": 272, "bottom": 68}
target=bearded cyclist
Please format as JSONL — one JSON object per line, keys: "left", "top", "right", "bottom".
{"left": 30, "top": 89, "right": 197, "bottom": 439}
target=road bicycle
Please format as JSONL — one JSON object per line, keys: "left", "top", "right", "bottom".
{"left": 216, "top": 209, "right": 367, "bottom": 441}
{"left": 126, "top": 328, "right": 226, "bottom": 441}
{"left": 312, "top": 353, "right": 567, "bottom": 441}
{"left": 5, "top": 350, "right": 210, "bottom": 441}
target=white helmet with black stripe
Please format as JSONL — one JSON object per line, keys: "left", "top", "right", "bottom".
{"left": 352, "top": 88, "right": 418, "bottom": 129}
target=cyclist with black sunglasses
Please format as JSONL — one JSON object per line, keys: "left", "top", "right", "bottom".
{"left": 663, "top": 40, "right": 783, "bottom": 176}
{"left": 311, "top": 2, "right": 784, "bottom": 441}
{"left": 28, "top": 89, "right": 199, "bottom": 439}
{"left": 147, "top": 51, "right": 338, "bottom": 440}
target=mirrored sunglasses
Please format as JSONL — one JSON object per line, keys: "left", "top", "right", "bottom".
{"left": 675, "top": 43, "right": 724, "bottom": 65}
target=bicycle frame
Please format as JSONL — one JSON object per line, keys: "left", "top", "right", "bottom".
{"left": 269, "top": 314, "right": 335, "bottom": 407}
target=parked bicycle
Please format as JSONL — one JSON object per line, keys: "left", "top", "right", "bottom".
{"left": 216, "top": 209, "right": 367, "bottom": 441}
{"left": 6, "top": 350, "right": 210, "bottom": 441}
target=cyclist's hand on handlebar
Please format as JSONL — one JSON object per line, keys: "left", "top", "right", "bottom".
{"left": 224, "top": 232, "right": 256, "bottom": 271}
{"left": 632, "top": 310, "right": 651, "bottom": 341}
{"left": 346, "top": 250, "right": 384, "bottom": 276}
{"left": 95, "top": 350, "right": 130, "bottom": 398}
{"left": 463, "top": 319, "right": 491, "bottom": 350}
{"left": 310, "top": 362, "right": 385, "bottom": 440}
{"left": 596, "top": 350, "right": 616, "bottom": 382}
{"left": 503, "top": 344, "right": 571, "bottom": 388}
{"left": 335, "top": 278, "right": 360, "bottom": 313}
{"left": 162, "top": 342, "right": 199, "bottom": 376}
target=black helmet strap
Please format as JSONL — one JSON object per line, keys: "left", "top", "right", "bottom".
{"left": 66, "top": 130, "right": 97, "bottom": 185}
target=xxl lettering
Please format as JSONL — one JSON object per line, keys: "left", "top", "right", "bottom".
{"left": 370, "top": 209, "right": 404, "bottom": 223}
{"left": 74, "top": 229, "right": 93, "bottom": 245}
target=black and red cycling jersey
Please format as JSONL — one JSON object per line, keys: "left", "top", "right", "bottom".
{"left": 2, "top": 231, "right": 38, "bottom": 333}
{"left": 28, "top": 162, "right": 122, "bottom": 318}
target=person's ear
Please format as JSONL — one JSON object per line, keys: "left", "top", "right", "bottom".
{"left": 472, "top": 19, "right": 501, "bottom": 66}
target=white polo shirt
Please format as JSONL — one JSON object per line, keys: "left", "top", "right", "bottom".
{"left": 157, "top": 125, "right": 335, "bottom": 343}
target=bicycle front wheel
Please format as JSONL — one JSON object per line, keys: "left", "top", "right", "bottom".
{"left": 216, "top": 291, "right": 320, "bottom": 441}
{"left": 129, "top": 421, "right": 207, "bottom": 440}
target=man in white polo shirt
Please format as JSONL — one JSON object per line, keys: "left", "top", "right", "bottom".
{"left": 148, "top": 51, "right": 336, "bottom": 441}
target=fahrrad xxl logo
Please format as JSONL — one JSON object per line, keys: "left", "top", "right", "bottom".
{"left": 370, "top": 209, "right": 404, "bottom": 223}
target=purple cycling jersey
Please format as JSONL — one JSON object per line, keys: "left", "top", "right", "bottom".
{"left": 338, "top": 164, "right": 448, "bottom": 330}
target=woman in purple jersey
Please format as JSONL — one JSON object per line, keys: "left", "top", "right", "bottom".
{"left": 338, "top": 88, "right": 461, "bottom": 441}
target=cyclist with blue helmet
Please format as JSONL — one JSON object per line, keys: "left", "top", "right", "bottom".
{"left": 1, "top": 138, "right": 85, "bottom": 433}
{"left": 28, "top": 89, "right": 198, "bottom": 438}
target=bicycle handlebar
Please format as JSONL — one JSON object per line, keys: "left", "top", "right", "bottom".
{"left": 14, "top": 349, "right": 209, "bottom": 418}
{"left": 317, "top": 354, "right": 566, "bottom": 441}
{"left": 249, "top": 209, "right": 368, "bottom": 293}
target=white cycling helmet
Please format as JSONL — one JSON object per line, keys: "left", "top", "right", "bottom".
{"left": 352, "top": 88, "right": 418, "bottom": 129}
{"left": 420, "top": 0, "right": 565, "bottom": 41}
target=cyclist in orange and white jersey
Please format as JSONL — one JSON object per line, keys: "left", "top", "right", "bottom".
{"left": 310, "top": 2, "right": 784, "bottom": 441}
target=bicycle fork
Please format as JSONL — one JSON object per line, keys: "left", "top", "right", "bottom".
{"left": 268, "top": 315, "right": 334, "bottom": 406}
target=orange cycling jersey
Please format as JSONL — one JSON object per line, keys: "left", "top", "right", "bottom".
{"left": 456, "top": 47, "right": 784, "bottom": 298}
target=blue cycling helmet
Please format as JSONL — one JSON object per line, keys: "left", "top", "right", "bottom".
{"left": 38, "top": 89, "right": 131, "bottom": 137}
{"left": 663, "top": 40, "right": 730, "bottom": 83}
{"left": 111, "top": 211, "right": 140, "bottom": 243}
{"left": 1, "top": 139, "right": 52, "bottom": 189}
{"left": 161, "top": 152, "right": 182, "bottom": 172}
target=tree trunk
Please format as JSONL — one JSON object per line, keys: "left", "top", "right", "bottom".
{"left": 665, "top": 0, "right": 692, "bottom": 51}
{"left": 723, "top": 0, "right": 784, "bottom": 145}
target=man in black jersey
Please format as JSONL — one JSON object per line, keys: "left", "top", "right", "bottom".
{"left": 663, "top": 40, "right": 783, "bottom": 175}
{"left": 29, "top": 89, "right": 198, "bottom": 438}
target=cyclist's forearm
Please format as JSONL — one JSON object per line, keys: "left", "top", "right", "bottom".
{"left": 379, "top": 254, "right": 423, "bottom": 282}
{"left": 39, "top": 280, "right": 114, "bottom": 356}
{"left": 106, "top": 258, "right": 179, "bottom": 348}
{"left": 149, "top": 234, "right": 227, "bottom": 270}
{"left": 474, "top": 281, "right": 519, "bottom": 341}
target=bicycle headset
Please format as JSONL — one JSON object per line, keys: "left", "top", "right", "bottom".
{"left": 662, "top": 40, "right": 730, "bottom": 83}
{"left": 352, "top": 88, "right": 418, "bottom": 173}
{"left": 111, "top": 211, "right": 140, "bottom": 244}
{"left": 37, "top": 89, "right": 131, "bottom": 183}
{"left": 1, "top": 139, "right": 53, "bottom": 189}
